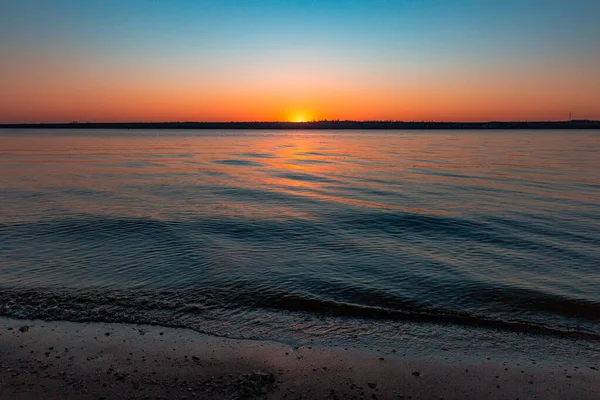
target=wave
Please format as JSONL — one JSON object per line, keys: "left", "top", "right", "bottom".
{"left": 1, "top": 211, "right": 599, "bottom": 342}
{"left": 0, "top": 286, "right": 598, "bottom": 341}
{"left": 0, "top": 211, "right": 500, "bottom": 241}
{"left": 4, "top": 211, "right": 594, "bottom": 269}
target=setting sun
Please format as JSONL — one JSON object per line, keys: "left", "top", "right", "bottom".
{"left": 289, "top": 112, "right": 313, "bottom": 123}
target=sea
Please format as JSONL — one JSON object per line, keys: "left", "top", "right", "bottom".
{"left": 1, "top": 129, "right": 599, "bottom": 359}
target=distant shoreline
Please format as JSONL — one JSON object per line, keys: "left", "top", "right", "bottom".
{"left": 1, "top": 120, "right": 599, "bottom": 130}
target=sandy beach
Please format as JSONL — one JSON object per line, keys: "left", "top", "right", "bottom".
{"left": 0, "top": 317, "right": 598, "bottom": 399}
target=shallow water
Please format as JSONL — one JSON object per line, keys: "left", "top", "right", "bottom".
{"left": 1, "top": 129, "right": 599, "bottom": 345}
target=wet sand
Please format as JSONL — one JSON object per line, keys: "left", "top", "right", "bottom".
{"left": 1, "top": 317, "right": 598, "bottom": 399}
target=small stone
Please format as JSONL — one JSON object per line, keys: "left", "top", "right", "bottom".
{"left": 412, "top": 371, "right": 421, "bottom": 377}
{"left": 367, "top": 382, "right": 377, "bottom": 389}
{"left": 105, "top": 332, "right": 110, "bottom": 336}
{"left": 19, "top": 326, "right": 29, "bottom": 333}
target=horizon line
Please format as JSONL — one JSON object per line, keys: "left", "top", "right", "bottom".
{"left": 2, "top": 119, "right": 599, "bottom": 125}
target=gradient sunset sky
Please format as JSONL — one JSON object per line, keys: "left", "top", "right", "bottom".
{"left": 1, "top": 0, "right": 599, "bottom": 123}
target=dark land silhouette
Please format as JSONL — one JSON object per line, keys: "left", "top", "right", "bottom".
{"left": 1, "top": 120, "right": 599, "bottom": 130}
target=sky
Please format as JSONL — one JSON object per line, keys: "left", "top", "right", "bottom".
{"left": 1, "top": 0, "right": 599, "bottom": 123}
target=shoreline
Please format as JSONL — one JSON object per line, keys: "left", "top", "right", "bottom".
{"left": 1, "top": 316, "right": 598, "bottom": 399}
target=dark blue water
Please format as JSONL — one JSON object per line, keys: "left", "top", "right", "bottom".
{"left": 1, "top": 129, "right": 599, "bottom": 346}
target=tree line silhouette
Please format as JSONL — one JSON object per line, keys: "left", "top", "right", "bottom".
{"left": 1, "top": 120, "right": 599, "bottom": 130}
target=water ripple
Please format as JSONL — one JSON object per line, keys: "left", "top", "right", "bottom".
{"left": 1, "top": 129, "right": 599, "bottom": 345}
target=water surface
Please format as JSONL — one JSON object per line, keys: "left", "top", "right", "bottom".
{"left": 1, "top": 129, "right": 599, "bottom": 348}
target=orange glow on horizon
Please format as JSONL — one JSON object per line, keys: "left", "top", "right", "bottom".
{"left": 1, "top": 49, "right": 599, "bottom": 123}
